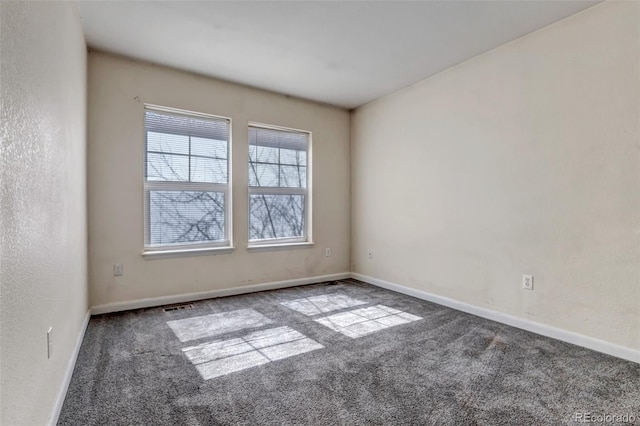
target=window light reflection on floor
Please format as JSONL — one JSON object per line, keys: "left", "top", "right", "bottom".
{"left": 182, "top": 326, "right": 324, "bottom": 380}
{"left": 166, "top": 308, "right": 273, "bottom": 342}
{"left": 281, "top": 293, "right": 367, "bottom": 316}
{"left": 315, "top": 305, "right": 421, "bottom": 338}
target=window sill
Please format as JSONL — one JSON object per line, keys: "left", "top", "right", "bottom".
{"left": 142, "top": 246, "right": 234, "bottom": 259}
{"left": 246, "top": 242, "right": 314, "bottom": 252}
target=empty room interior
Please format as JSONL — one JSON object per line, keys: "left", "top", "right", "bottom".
{"left": 1, "top": 0, "right": 639, "bottom": 425}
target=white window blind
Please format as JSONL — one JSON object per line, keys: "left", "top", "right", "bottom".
{"left": 248, "top": 125, "right": 310, "bottom": 243}
{"left": 144, "top": 107, "right": 231, "bottom": 250}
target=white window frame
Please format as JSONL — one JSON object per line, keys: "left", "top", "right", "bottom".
{"left": 247, "top": 122, "right": 312, "bottom": 248}
{"left": 143, "top": 104, "right": 233, "bottom": 256}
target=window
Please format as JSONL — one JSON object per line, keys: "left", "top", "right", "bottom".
{"left": 248, "top": 124, "right": 310, "bottom": 245}
{"left": 144, "top": 106, "right": 231, "bottom": 252}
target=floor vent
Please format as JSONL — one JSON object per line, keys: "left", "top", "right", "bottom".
{"left": 338, "top": 278, "right": 362, "bottom": 285}
{"left": 163, "top": 303, "right": 194, "bottom": 312}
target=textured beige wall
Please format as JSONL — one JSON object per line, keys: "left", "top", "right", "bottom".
{"left": 0, "top": 2, "right": 88, "bottom": 425}
{"left": 351, "top": 1, "right": 640, "bottom": 350}
{"left": 87, "top": 52, "right": 350, "bottom": 307}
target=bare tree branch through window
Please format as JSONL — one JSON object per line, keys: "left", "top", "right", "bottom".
{"left": 248, "top": 125, "right": 309, "bottom": 242}
{"left": 144, "top": 109, "right": 230, "bottom": 249}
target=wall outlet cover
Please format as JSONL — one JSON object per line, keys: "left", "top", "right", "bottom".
{"left": 114, "top": 264, "right": 123, "bottom": 276}
{"left": 47, "top": 327, "right": 53, "bottom": 359}
{"left": 522, "top": 274, "right": 533, "bottom": 290}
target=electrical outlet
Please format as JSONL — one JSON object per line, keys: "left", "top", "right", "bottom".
{"left": 113, "top": 264, "right": 123, "bottom": 276}
{"left": 325, "top": 248, "right": 331, "bottom": 257}
{"left": 368, "top": 249, "right": 374, "bottom": 260}
{"left": 47, "top": 327, "right": 53, "bottom": 359}
{"left": 522, "top": 274, "right": 533, "bottom": 290}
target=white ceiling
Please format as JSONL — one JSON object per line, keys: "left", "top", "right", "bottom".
{"left": 76, "top": 1, "right": 599, "bottom": 109}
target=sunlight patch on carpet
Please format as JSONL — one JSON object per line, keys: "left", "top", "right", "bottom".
{"left": 167, "top": 308, "right": 273, "bottom": 342}
{"left": 315, "top": 305, "right": 421, "bottom": 338}
{"left": 281, "top": 293, "right": 367, "bottom": 316}
{"left": 182, "top": 326, "right": 324, "bottom": 380}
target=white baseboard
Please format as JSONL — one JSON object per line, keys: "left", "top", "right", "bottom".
{"left": 352, "top": 273, "right": 639, "bottom": 364}
{"left": 48, "top": 309, "right": 91, "bottom": 426}
{"left": 90, "top": 272, "right": 351, "bottom": 315}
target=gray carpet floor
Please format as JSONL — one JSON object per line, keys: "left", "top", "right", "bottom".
{"left": 59, "top": 279, "right": 640, "bottom": 425}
